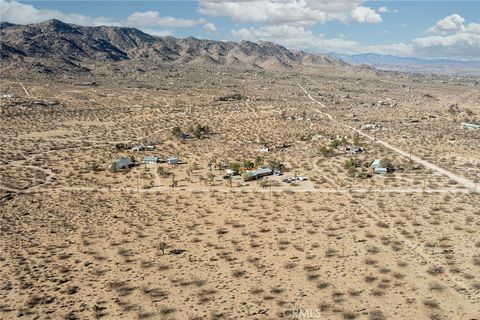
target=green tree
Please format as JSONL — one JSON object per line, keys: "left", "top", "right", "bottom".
{"left": 171, "top": 126, "right": 183, "bottom": 139}
{"left": 242, "top": 160, "right": 254, "bottom": 170}
{"left": 320, "top": 146, "right": 333, "bottom": 157}
{"left": 268, "top": 159, "right": 284, "bottom": 172}
{"left": 229, "top": 162, "right": 241, "bottom": 175}
{"left": 255, "top": 156, "right": 263, "bottom": 167}
{"left": 344, "top": 158, "right": 358, "bottom": 169}
{"left": 330, "top": 138, "right": 345, "bottom": 149}
{"left": 157, "top": 242, "right": 166, "bottom": 255}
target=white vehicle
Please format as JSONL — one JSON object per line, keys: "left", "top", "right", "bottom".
{"left": 296, "top": 176, "right": 307, "bottom": 181}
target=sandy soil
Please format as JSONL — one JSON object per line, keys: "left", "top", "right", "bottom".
{"left": 0, "top": 65, "right": 479, "bottom": 319}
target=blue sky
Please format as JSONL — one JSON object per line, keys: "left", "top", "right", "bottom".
{"left": 1, "top": 1, "right": 479, "bottom": 59}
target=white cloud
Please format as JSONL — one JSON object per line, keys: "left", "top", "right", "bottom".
{"left": 0, "top": 0, "right": 117, "bottom": 26}
{"left": 348, "top": 6, "right": 381, "bottom": 24}
{"left": 198, "top": 0, "right": 381, "bottom": 25}
{"left": 230, "top": 25, "right": 412, "bottom": 56}
{"left": 413, "top": 33, "right": 480, "bottom": 59}
{"left": 125, "top": 11, "right": 205, "bottom": 28}
{"left": 418, "top": 14, "right": 480, "bottom": 58}
{"left": 427, "top": 14, "right": 466, "bottom": 34}
{"left": 377, "top": 6, "right": 398, "bottom": 14}
{"left": 0, "top": 1, "right": 207, "bottom": 30}
{"left": 466, "top": 23, "right": 480, "bottom": 34}
{"left": 378, "top": 6, "right": 388, "bottom": 13}
{"left": 203, "top": 22, "right": 217, "bottom": 32}
{"left": 139, "top": 28, "right": 171, "bottom": 37}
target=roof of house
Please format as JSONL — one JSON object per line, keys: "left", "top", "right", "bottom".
{"left": 143, "top": 156, "right": 160, "bottom": 162}
{"left": 246, "top": 168, "right": 273, "bottom": 176}
{"left": 347, "top": 145, "right": 363, "bottom": 151}
{"left": 371, "top": 159, "right": 382, "bottom": 168}
{"left": 116, "top": 157, "right": 133, "bottom": 168}
{"left": 461, "top": 122, "right": 480, "bottom": 128}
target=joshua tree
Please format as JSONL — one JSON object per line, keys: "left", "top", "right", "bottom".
{"left": 171, "top": 174, "right": 177, "bottom": 191}
{"left": 207, "top": 172, "right": 215, "bottom": 185}
{"left": 157, "top": 241, "right": 166, "bottom": 255}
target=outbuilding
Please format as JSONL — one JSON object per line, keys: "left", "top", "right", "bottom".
{"left": 115, "top": 157, "right": 134, "bottom": 170}
{"left": 346, "top": 145, "right": 364, "bottom": 154}
{"left": 167, "top": 157, "right": 179, "bottom": 165}
{"left": 461, "top": 123, "right": 480, "bottom": 130}
{"left": 371, "top": 159, "right": 391, "bottom": 174}
{"left": 132, "top": 145, "right": 145, "bottom": 152}
{"left": 143, "top": 156, "right": 161, "bottom": 164}
{"left": 243, "top": 168, "right": 273, "bottom": 181}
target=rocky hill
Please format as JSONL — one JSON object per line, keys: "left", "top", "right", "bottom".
{"left": 0, "top": 19, "right": 347, "bottom": 75}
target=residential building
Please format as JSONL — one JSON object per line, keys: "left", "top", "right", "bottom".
{"left": 167, "top": 157, "right": 179, "bottom": 165}
{"left": 115, "top": 157, "right": 134, "bottom": 170}
{"left": 143, "top": 156, "right": 161, "bottom": 164}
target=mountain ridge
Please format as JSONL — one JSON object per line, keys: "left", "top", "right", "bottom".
{"left": 0, "top": 19, "right": 347, "bottom": 75}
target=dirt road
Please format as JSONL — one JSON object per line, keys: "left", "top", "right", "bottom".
{"left": 298, "top": 84, "right": 478, "bottom": 193}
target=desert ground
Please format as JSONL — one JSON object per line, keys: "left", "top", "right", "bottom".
{"left": 1, "top": 65, "right": 479, "bottom": 319}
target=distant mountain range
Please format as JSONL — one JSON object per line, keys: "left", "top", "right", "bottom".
{"left": 329, "top": 53, "right": 480, "bottom": 77}
{"left": 0, "top": 19, "right": 346, "bottom": 75}
{"left": 1, "top": 19, "right": 477, "bottom": 77}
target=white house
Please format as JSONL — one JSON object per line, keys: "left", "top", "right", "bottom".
{"left": 132, "top": 145, "right": 145, "bottom": 152}
{"left": 461, "top": 123, "right": 480, "bottom": 130}
{"left": 167, "top": 157, "right": 179, "bottom": 165}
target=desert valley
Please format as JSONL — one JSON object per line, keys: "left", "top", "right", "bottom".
{"left": 0, "top": 19, "right": 479, "bottom": 320}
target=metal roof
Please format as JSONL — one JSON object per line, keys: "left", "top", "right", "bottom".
{"left": 246, "top": 168, "right": 272, "bottom": 176}
{"left": 143, "top": 156, "right": 159, "bottom": 161}
{"left": 116, "top": 157, "right": 133, "bottom": 169}
{"left": 371, "top": 159, "right": 381, "bottom": 168}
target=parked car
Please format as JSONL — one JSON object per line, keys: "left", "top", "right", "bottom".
{"left": 296, "top": 176, "right": 307, "bottom": 181}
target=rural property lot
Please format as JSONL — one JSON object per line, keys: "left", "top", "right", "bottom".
{"left": 1, "top": 65, "right": 479, "bottom": 319}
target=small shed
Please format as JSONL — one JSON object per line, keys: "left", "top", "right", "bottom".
{"left": 346, "top": 145, "right": 364, "bottom": 154}
{"left": 115, "top": 157, "right": 134, "bottom": 170}
{"left": 461, "top": 123, "right": 480, "bottom": 130}
{"left": 374, "top": 167, "right": 388, "bottom": 174}
{"left": 167, "top": 157, "right": 179, "bottom": 165}
{"left": 371, "top": 159, "right": 382, "bottom": 168}
{"left": 132, "top": 145, "right": 145, "bottom": 152}
{"left": 371, "top": 159, "right": 389, "bottom": 174}
{"left": 143, "top": 156, "right": 160, "bottom": 164}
